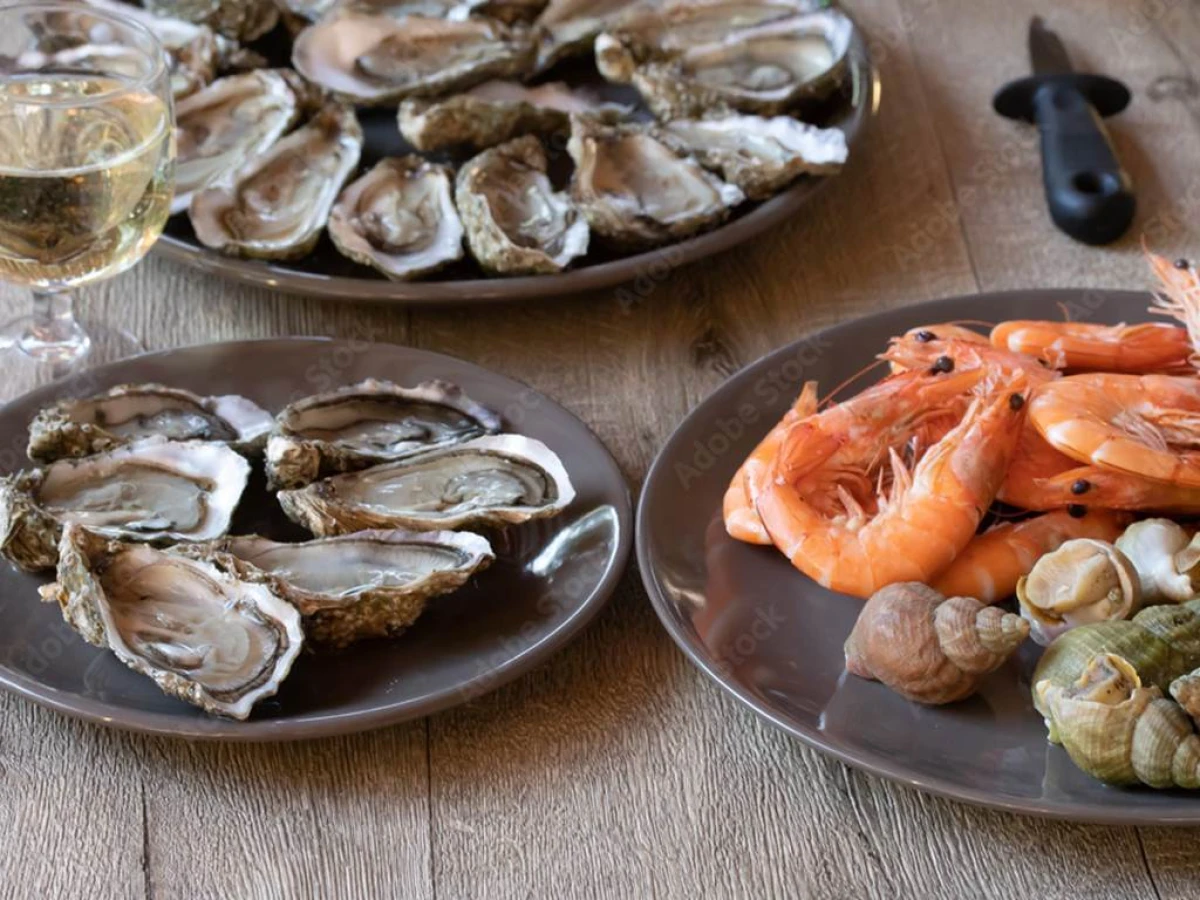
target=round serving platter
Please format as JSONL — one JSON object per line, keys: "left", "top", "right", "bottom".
{"left": 637, "top": 288, "right": 1200, "bottom": 825}
{"left": 154, "top": 16, "right": 878, "bottom": 305}
{"left": 0, "top": 339, "right": 632, "bottom": 740}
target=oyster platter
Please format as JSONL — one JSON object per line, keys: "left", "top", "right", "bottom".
{"left": 66, "top": 0, "right": 869, "bottom": 299}
{"left": 0, "top": 349, "right": 630, "bottom": 731}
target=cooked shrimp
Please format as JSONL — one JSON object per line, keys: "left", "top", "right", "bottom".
{"left": 755, "top": 373, "right": 1030, "bottom": 597}
{"left": 884, "top": 331, "right": 1056, "bottom": 387}
{"left": 1148, "top": 250, "right": 1200, "bottom": 366}
{"left": 931, "top": 510, "right": 1129, "bottom": 603}
{"left": 723, "top": 382, "right": 819, "bottom": 545}
{"left": 990, "top": 319, "right": 1192, "bottom": 373}
{"left": 1029, "top": 372, "right": 1200, "bottom": 487}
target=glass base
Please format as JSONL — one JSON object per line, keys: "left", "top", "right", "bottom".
{"left": 0, "top": 316, "right": 143, "bottom": 401}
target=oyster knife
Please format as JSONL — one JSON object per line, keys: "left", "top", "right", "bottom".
{"left": 993, "top": 17, "right": 1135, "bottom": 245}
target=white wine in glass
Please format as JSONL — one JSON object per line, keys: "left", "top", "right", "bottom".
{"left": 0, "top": 2, "right": 176, "bottom": 385}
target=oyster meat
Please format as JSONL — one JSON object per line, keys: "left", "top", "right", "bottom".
{"left": 533, "top": 0, "right": 648, "bottom": 71}
{"left": 319, "top": 0, "right": 547, "bottom": 23}
{"left": 143, "top": 0, "right": 280, "bottom": 41}
{"left": 212, "top": 529, "right": 494, "bottom": 646}
{"left": 456, "top": 135, "right": 590, "bottom": 275}
{"left": 43, "top": 524, "right": 303, "bottom": 720}
{"left": 191, "top": 104, "right": 363, "bottom": 260}
{"left": 328, "top": 157, "right": 465, "bottom": 281}
{"left": 568, "top": 116, "right": 744, "bottom": 248}
{"left": 659, "top": 113, "right": 847, "bottom": 199}
{"left": 610, "top": 9, "right": 855, "bottom": 118}
{"left": 0, "top": 439, "right": 249, "bottom": 573}
{"left": 278, "top": 434, "right": 575, "bottom": 534}
{"left": 292, "top": 14, "right": 536, "bottom": 105}
{"left": 27, "top": 384, "right": 274, "bottom": 462}
{"left": 173, "top": 70, "right": 305, "bottom": 214}
{"left": 399, "top": 80, "right": 628, "bottom": 152}
{"left": 266, "top": 379, "right": 501, "bottom": 489}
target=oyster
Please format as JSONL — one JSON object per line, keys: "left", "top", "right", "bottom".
{"left": 658, "top": 113, "right": 847, "bottom": 199}
{"left": 266, "top": 379, "right": 501, "bottom": 490}
{"left": 173, "top": 70, "right": 306, "bottom": 214}
{"left": 0, "top": 439, "right": 249, "bottom": 573}
{"left": 191, "top": 104, "right": 363, "bottom": 260}
{"left": 212, "top": 529, "right": 494, "bottom": 646}
{"left": 328, "top": 157, "right": 465, "bottom": 281}
{"left": 456, "top": 136, "right": 590, "bottom": 275}
{"left": 277, "top": 0, "right": 339, "bottom": 22}
{"left": 610, "top": 10, "right": 855, "bottom": 119}
{"left": 399, "top": 80, "right": 628, "bottom": 152}
{"left": 292, "top": 14, "right": 536, "bottom": 106}
{"left": 27, "top": 384, "right": 274, "bottom": 462}
{"left": 42, "top": 524, "right": 303, "bottom": 720}
{"left": 568, "top": 116, "right": 744, "bottom": 248}
{"left": 278, "top": 434, "right": 575, "bottom": 535}
{"left": 143, "top": 0, "right": 280, "bottom": 41}
{"left": 533, "top": 0, "right": 647, "bottom": 71}
{"left": 321, "top": 0, "right": 547, "bottom": 23}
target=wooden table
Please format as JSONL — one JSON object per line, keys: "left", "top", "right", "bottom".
{"left": 4, "top": 0, "right": 1200, "bottom": 896}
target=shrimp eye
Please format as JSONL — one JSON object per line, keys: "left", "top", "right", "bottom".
{"left": 1176, "top": 257, "right": 1191, "bottom": 270}
{"left": 1008, "top": 393, "right": 1025, "bottom": 411}
{"left": 915, "top": 330, "right": 936, "bottom": 342}
{"left": 1071, "top": 479, "right": 1091, "bottom": 495}
{"left": 1068, "top": 504, "right": 1087, "bottom": 518}
{"left": 930, "top": 355, "right": 954, "bottom": 374}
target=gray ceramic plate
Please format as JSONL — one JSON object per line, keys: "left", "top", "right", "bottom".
{"left": 0, "top": 339, "right": 631, "bottom": 741}
{"left": 638, "top": 288, "right": 1200, "bottom": 824}
{"left": 154, "top": 22, "right": 877, "bottom": 305}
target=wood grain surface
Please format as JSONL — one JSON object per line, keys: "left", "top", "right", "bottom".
{"left": 4, "top": 1, "right": 1200, "bottom": 897}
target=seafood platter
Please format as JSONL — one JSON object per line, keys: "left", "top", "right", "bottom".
{"left": 66, "top": 0, "right": 868, "bottom": 300}
{"left": 0, "top": 347, "right": 632, "bottom": 733}
{"left": 639, "top": 253, "right": 1200, "bottom": 817}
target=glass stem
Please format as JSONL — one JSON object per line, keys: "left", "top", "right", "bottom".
{"left": 18, "top": 289, "right": 90, "bottom": 371}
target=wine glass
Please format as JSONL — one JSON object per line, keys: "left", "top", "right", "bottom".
{"left": 0, "top": 2, "right": 175, "bottom": 389}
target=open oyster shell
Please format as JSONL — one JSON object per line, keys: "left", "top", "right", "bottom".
{"left": 658, "top": 113, "right": 847, "bottom": 199}
{"left": 173, "top": 70, "right": 306, "bottom": 214}
{"left": 399, "top": 80, "right": 628, "bottom": 153}
{"left": 27, "top": 384, "right": 274, "bottom": 462}
{"left": 278, "top": 434, "right": 575, "bottom": 535}
{"left": 607, "top": 9, "right": 855, "bottom": 119}
{"left": 209, "top": 529, "right": 494, "bottom": 647}
{"left": 191, "top": 104, "right": 363, "bottom": 260}
{"left": 0, "top": 439, "right": 250, "bottom": 573}
{"left": 568, "top": 116, "right": 744, "bottom": 248}
{"left": 42, "top": 524, "right": 303, "bottom": 720}
{"left": 328, "top": 157, "right": 465, "bottom": 281}
{"left": 533, "top": 0, "right": 647, "bottom": 71}
{"left": 456, "top": 135, "right": 590, "bottom": 275}
{"left": 266, "top": 379, "right": 501, "bottom": 490}
{"left": 144, "top": 0, "right": 280, "bottom": 41}
{"left": 292, "top": 14, "right": 536, "bottom": 106}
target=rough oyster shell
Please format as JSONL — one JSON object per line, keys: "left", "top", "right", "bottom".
{"left": 211, "top": 529, "right": 494, "bottom": 647}
{"left": 533, "top": 0, "right": 647, "bottom": 71}
{"left": 42, "top": 524, "right": 303, "bottom": 720}
{"left": 567, "top": 116, "right": 744, "bottom": 248}
{"left": 173, "top": 70, "right": 306, "bottom": 214}
{"left": 658, "top": 112, "right": 847, "bottom": 199}
{"left": 609, "top": 9, "right": 854, "bottom": 119}
{"left": 143, "top": 0, "right": 280, "bottom": 41}
{"left": 191, "top": 104, "right": 363, "bottom": 260}
{"left": 292, "top": 14, "right": 536, "bottom": 106}
{"left": 0, "top": 439, "right": 250, "bottom": 573}
{"left": 328, "top": 157, "right": 465, "bottom": 281}
{"left": 266, "top": 379, "right": 501, "bottom": 490}
{"left": 457, "top": 136, "right": 590, "bottom": 275}
{"left": 278, "top": 434, "right": 575, "bottom": 535}
{"left": 27, "top": 384, "right": 274, "bottom": 462}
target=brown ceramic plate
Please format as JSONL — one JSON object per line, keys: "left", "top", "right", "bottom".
{"left": 637, "top": 288, "right": 1200, "bottom": 824}
{"left": 153, "top": 19, "right": 877, "bottom": 305}
{"left": 0, "top": 339, "right": 631, "bottom": 740}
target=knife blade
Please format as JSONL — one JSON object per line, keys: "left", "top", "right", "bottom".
{"left": 1028, "top": 16, "right": 1074, "bottom": 76}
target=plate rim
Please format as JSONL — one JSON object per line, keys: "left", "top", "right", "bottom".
{"left": 0, "top": 336, "right": 634, "bottom": 742}
{"left": 152, "top": 17, "right": 880, "bottom": 306}
{"left": 635, "top": 288, "right": 1200, "bottom": 825}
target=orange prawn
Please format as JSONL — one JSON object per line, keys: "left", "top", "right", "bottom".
{"left": 1028, "top": 372, "right": 1200, "bottom": 487}
{"left": 755, "top": 372, "right": 1031, "bottom": 597}
{"left": 931, "top": 509, "right": 1129, "bottom": 603}
{"left": 990, "top": 320, "right": 1193, "bottom": 374}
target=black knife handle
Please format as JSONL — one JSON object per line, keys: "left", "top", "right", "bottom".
{"left": 1032, "top": 81, "right": 1134, "bottom": 245}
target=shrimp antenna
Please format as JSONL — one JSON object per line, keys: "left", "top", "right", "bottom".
{"left": 820, "top": 358, "right": 887, "bottom": 408}
{"left": 942, "top": 318, "right": 996, "bottom": 332}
